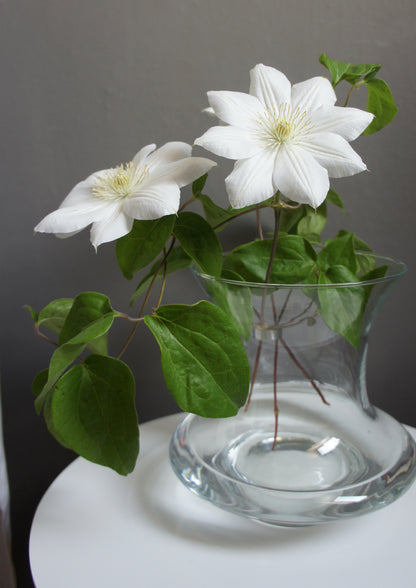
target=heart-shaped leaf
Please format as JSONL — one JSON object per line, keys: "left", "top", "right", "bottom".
{"left": 50, "top": 355, "right": 139, "bottom": 475}
{"left": 173, "top": 212, "right": 223, "bottom": 276}
{"left": 116, "top": 215, "right": 176, "bottom": 279}
{"left": 318, "top": 266, "right": 366, "bottom": 349}
{"left": 224, "top": 235, "right": 316, "bottom": 284}
{"left": 145, "top": 301, "right": 250, "bottom": 416}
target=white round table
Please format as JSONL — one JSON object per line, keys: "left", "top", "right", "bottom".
{"left": 30, "top": 414, "right": 416, "bottom": 588}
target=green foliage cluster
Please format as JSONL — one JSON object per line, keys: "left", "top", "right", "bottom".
{"left": 27, "top": 55, "right": 396, "bottom": 474}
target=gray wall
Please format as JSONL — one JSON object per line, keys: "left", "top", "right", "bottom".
{"left": 1, "top": 0, "right": 415, "bottom": 584}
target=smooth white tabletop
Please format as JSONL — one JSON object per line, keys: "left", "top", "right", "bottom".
{"left": 30, "top": 414, "right": 416, "bottom": 588}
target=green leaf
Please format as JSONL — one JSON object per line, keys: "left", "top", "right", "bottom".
{"left": 35, "top": 292, "right": 118, "bottom": 413}
{"left": 224, "top": 235, "right": 316, "bottom": 284}
{"left": 173, "top": 211, "right": 223, "bottom": 276}
{"left": 33, "top": 297, "right": 110, "bottom": 354}
{"left": 37, "top": 298, "right": 74, "bottom": 334}
{"left": 145, "top": 301, "right": 250, "bottom": 416}
{"left": 205, "top": 268, "right": 253, "bottom": 340}
{"left": 59, "top": 292, "right": 117, "bottom": 346}
{"left": 192, "top": 174, "right": 208, "bottom": 197}
{"left": 116, "top": 215, "right": 176, "bottom": 280}
{"left": 279, "top": 204, "right": 308, "bottom": 234}
{"left": 318, "top": 266, "right": 366, "bottom": 349}
{"left": 362, "top": 78, "right": 398, "bottom": 134}
{"left": 195, "top": 192, "right": 272, "bottom": 232}
{"left": 48, "top": 343, "right": 85, "bottom": 381}
{"left": 336, "top": 230, "right": 373, "bottom": 253}
{"left": 50, "top": 355, "right": 139, "bottom": 475}
{"left": 86, "top": 334, "right": 109, "bottom": 356}
{"left": 24, "top": 305, "right": 39, "bottom": 324}
{"left": 130, "top": 246, "right": 191, "bottom": 305}
{"left": 32, "top": 369, "right": 48, "bottom": 399}
{"left": 280, "top": 199, "right": 331, "bottom": 240}
{"left": 326, "top": 189, "right": 345, "bottom": 211}
{"left": 360, "top": 264, "right": 388, "bottom": 283}
{"left": 335, "top": 230, "right": 376, "bottom": 275}
{"left": 34, "top": 341, "right": 86, "bottom": 415}
{"left": 297, "top": 202, "right": 327, "bottom": 240}
{"left": 360, "top": 264, "right": 388, "bottom": 305}
{"left": 196, "top": 193, "right": 236, "bottom": 230}
{"left": 319, "top": 53, "right": 380, "bottom": 87}
{"left": 318, "top": 232, "right": 359, "bottom": 274}
{"left": 43, "top": 384, "right": 72, "bottom": 448}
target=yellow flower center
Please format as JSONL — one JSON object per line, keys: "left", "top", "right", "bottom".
{"left": 258, "top": 104, "right": 312, "bottom": 149}
{"left": 92, "top": 162, "right": 148, "bottom": 201}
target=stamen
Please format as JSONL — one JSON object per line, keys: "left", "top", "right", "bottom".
{"left": 257, "top": 103, "right": 313, "bottom": 149}
{"left": 93, "top": 162, "right": 148, "bottom": 201}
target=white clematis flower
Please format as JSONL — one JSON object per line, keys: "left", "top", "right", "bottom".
{"left": 195, "top": 64, "right": 374, "bottom": 209}
{"left": 35, "top": 142, "right": 216, "bottom": 249}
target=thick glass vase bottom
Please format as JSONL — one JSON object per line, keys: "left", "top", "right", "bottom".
{"left": 169, "top": 384, "right": 416, "bottom": 526}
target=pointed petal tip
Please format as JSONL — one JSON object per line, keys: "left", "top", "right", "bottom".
{"left": 132, "top": 143, "right": 157, "bottom": 165}
{"left": 250, "top": 62, "right": 283, "bottom": 74}
{"left": 202, "top": 106, "right": 216, "bottom": 118}
{"left": 33, "top": 219, "right": 50, "bottom": 234}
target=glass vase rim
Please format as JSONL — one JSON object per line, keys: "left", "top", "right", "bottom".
{"left": 193, "top": 252, "right": 407, "bottom": 290}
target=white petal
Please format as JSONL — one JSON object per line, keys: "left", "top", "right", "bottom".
{"left": 55, "top": 230, "right": 85, "bottom": 239}
{"left": 145, "top": 142, "right": 192, "bottom": 169}
{"left": 195, "top": 125, "right": 262, "bottom": 159}
{"left": 202, "top": 106, "right": 217, "bottom": 118}
{"left": 90, "top": 208, "right": 133, "bottom": 249}
{"left": 132, "top": 144, "right": 157, "bottom": 166}
{"left": 144, "top": 157, "right": 216, "bottom": 188}
{"left": 56, "top": 173, "right": 104, "bottom": 207}
{"left": 169, "top": 157, "right": 217, "bottom": 188}
{"left": 249, "top": 64, "right": 291, "bottom": 110}
{"left": 273, "top": 146, "right": 329, "bottom": 208}
{"left": 140, "top": 157, "right": 217, "bottom": 187}
{"left": 34, "top": 200, "right": 109, "bottom": 235}
{"left": 207, "top": 91, "right": 263, "bottom": 129}
{"left": 310, "top": 106, "right": 374, "bottom": 141}
{"left": 225, "top": 150, "right": 276, "bottom": 209}
{"left": 300, "top": 132, "right": 367, "bottom": 178}
{"left": 291, "top": 77, "right": 336, "bottom": 113}
{"left": 123, "top": 182, "right": 180, "bottom": 219}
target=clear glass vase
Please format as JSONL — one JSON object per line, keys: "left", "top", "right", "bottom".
{"left": 169, "top": 254, "right": 416, "bottom": 526}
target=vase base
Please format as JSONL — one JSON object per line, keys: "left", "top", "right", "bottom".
{"left": 169, "top": 384, "right": 416, "bottom": 526}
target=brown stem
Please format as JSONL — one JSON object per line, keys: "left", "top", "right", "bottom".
{"left": 276, "top": 289, "right": 292, "bottom": 324}
{"left": 280, "top": 201, "right": 302, "bottom": 210}
{"left": 343, "top": 81, "right": 364, "bottom": 107}
{"left": 248, "top": 201, "right": 281, "bottom": 414}
{"left": 272, "top": 338, "right": 279, "bottom": 449}
{"left": 260, "top": 206, "right": 281, "bottom": 322}
{"left": 117, "top": 313, "right": 145, "bottom": 323}
{"left": 116, "top": 238, "right": 176, "bottom": 359}
{"left": 116, "top": 318, "right": 140, "bottom": 361}
{"left": 35, "top": 326, "right": 58, "bottom": 347}
{"left": 265, "top": 207, "right": 281, "bottom": 285}
{"left": 256, "top": 209, "right": 264, "bottom": 240}
{"left": 213, "top": 203, "right": 270, "bottom": 231}
{"left": 280, "top": 337, "right": 329, "bottom": 405}
{"left": 154, "top": 248, "right": 168, "bottom": 311}
{"left": 178, "top": 196, "right": 196, "bottom": 212}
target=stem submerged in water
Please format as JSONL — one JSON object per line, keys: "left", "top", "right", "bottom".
{"left": 244, "top": 194, "right": 327, "bottom": 446}
{"left": 246, "top": 198, "right": 282, "bottom": 447}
